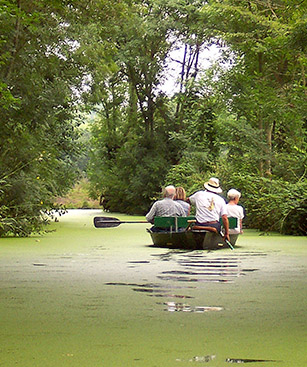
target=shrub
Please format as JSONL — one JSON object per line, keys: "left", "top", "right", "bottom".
{"left": 218, "top": 173, "right": 307, "bottom": 235}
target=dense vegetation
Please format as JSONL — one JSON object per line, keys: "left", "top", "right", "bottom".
{"left": 1, "top": 0, "right": 306, "bottom": 236}
{"left": 0, "top": 0, "right": 86, "bottom": 235}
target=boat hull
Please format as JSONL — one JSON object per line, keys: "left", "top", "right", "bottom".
{"left": 148, "top": 230, "right": 238, "bottom": 250}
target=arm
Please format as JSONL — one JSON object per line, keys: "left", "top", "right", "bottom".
{"left": 221, "top": 214, "right": 230, "bottom": 242}
{"left": 239, "top": 218, "right": 243, "bottom": 233}
{"left": 186, "top": 192, "right": 196, "bottom": 206}
{"left": 239, "top": 206, "right": 244, "bottom": 233}
{"left": 145, "top": 203, "right": 156, "bottom": 224}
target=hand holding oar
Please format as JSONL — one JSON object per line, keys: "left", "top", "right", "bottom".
{"left": 94, "top": 216, "right": 148, "bottom": 228}
{"left": 217, "top": 230, "right": 234, "bottom": 250}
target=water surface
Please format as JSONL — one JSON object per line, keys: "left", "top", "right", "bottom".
{"left": 0, "top": 209, "right": 306, "bottom": 366}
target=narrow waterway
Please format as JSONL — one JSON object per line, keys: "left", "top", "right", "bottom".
{"left": 0, "top": 209, "right": 306, "bottom": 367}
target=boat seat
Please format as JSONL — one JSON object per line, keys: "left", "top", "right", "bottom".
{"left": 220, "top": 217, "right": 238, "bottom": 229}
{"left": 153, "top": 216, "right": 238, "bottom": 232}
{"left": 190, "top": 217, "right": 237, "bottom": 233}
{"left": 153, "top": 216, "right": 196, "bottom": 231}
{"left": 154, "top": 216, "right": 176, "bottom": 229}
{"left": 191, "top": 226, "right": 218, "bottom": 233}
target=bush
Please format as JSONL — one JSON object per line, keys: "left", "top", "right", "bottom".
{"left": 217, "top": 173, "right": 307, "bottom": 235}
{"left": 165, "top": 167, "right": 307, "bottom": 235}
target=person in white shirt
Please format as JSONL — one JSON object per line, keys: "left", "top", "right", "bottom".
{"left": 187, "top": 177, "right": 230, "bottom": 242}
{"left": 226, "top": 189, "right": 244, "bottom": 234}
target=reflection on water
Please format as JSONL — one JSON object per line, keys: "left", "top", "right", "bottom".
{"left": 163, "top": 302, "right": 223, "bottom": 313}
{"left": 127, "top": 260, "right": 150, "bottom": 263}
{"left": 192, "top": 355, "right": 216, "bottom": 362}
{"left": 133, "top": 288, "right": 194, "bottom": 298}
{"left": 176, "top": 354, "right": 216, "bottom": 363}
{"left": 158, "top": 255, "right": 241, "bottom": 283}
{"left": 106, "top": 251, "right": 264, "bottom": 312}
{"left": 152, "top": 251, "right": 264, "bottom": 283}
{"left": 32, "top": 263, "right": 47, "bottom": 266}
{"left": 105, "top": 282, "right": 194, "bottom": 299}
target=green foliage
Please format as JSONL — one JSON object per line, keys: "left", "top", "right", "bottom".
{"left": 1, "top": 0, "right": 305, "bottom": 236}
{"left": 0, "top": 0, "right": 86, "bottom": 236}
{"left": 223, "top": 174, "right": 307, "bottom": 236}
{"left": 200, "top": 0, "right": 307, "bottom": 178}
{"left": 88, "top": 120, "right": 171, "bottom": 214}
{"left": 86, "top": 0, "right": 306, "bottom": 236}
{"left": 0, "top": 178, "right": 48, "bottom": 236}
{"left": 164, "top": 151, "right": 215, "bottom": 194}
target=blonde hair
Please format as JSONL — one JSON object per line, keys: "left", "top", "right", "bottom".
{"left": 175, "top": 187, "right": 186, "bottom": 201}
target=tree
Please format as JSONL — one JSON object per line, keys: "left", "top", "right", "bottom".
{"left": 0, "top": 0, "right": 87, "bottom": 235}
{"left": 200, "top": 0, "right": 307, "bottom": 177}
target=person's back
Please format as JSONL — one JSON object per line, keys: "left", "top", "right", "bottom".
{"left": 189, "top": 190, "right": 226, "bottom": 223}
{"left": 226, "top": 189, "right": 244, "bottom": 234}
{"left": 175, "top": 186, "right": 190, "bottom": 216}
{"left": 187, "top": 177, "right": 230, "bottom": 242}
{"left": 146, "top": 185, "right": 186, "bottom": 224}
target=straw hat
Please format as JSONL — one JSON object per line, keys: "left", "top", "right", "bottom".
{"left": 204, "top": 177, "right": 222, "bottom": 193}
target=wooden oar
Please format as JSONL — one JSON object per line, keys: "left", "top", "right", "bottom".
{"left": 94, "top": 216, "right": 148, "bottom": 228}
{"left": 217, "top": 229, "right": 234, "bottom": 250}
{"left": 221, "top": 233, "right": 234, "bottom": 250}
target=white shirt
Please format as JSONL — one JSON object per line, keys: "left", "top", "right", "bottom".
{"left": 226, "top": 204, "right": 244, "bottom": 234}
{"left": 189, "top": 190, "right": 227, "bottom": 223}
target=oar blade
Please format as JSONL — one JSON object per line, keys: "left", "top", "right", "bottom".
{"left": 94, "top": 217, "right": 121, "bottom": 228}
{"left": 225, "top": 238, "right": 234, "bottom": 250}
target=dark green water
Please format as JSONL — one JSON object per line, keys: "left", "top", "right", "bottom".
{"left": 0, "top": 209, "right": 306, "bottom": 366}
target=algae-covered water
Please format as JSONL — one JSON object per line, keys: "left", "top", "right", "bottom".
{"left": 0, "top": 209, "right": 306, "bottom": 367}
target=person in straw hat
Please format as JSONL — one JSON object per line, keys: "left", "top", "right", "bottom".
{"left": 187, "top": 177, "right": 230, "bottom": 241}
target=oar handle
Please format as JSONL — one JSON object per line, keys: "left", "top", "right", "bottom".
{"left": 117, "top": 221, "right": 148, "bottom": 224}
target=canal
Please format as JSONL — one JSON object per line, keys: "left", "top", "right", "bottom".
{"left": 0, "top": 209, "right": 306, "bottom": 366}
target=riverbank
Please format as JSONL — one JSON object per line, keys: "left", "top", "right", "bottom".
{"left": 0, "top": 210, "right": 306, "bottom": 366}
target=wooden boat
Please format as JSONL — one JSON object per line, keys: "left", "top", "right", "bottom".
{"left": 93, "top": 215, "right": 239, "bottom": 250}
{"left": 147, "top": 216, "right": 239, "bottom": 250}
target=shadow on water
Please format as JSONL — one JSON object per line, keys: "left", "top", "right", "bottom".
{"left": 175, "top": 356, "right": 282, "bottom": 363}
{"left": 226, "top": 358, "right": 282, "bottom": 363}
{"left": 105, "top": 282, "right": 195, "bottom": 299}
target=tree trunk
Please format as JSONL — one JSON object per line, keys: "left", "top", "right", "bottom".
{"left": 264, "top": 122, "right": 274, "bottom": 177}
{"left": 6, "top": 0, "right": 21, "bottom": 80}
{"left": 175, "top": 42, "right": 201, "bottom": 130}
{"left": 258, "top": 118, "right": 264, "bottom": 176}
{"left": 128, "top": 80, "right": 138, "bottom": 130}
